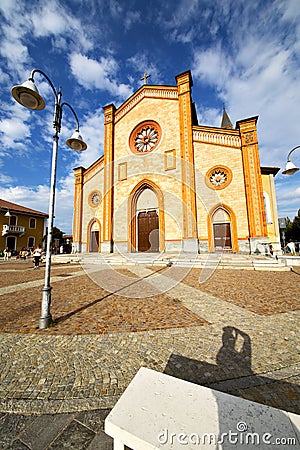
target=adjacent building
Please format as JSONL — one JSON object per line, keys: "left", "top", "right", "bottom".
{"left": 73, "top": 70, "right": 280, "bottom": 255}
{"left": 0, "top": 199, "right": 48, "bottom": 253}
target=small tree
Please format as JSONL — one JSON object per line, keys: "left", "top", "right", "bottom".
{"left": 285, "top": 210, "right": 300, "bottom": 242}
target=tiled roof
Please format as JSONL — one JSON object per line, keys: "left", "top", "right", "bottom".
{"left": 0, "top": 199, "right": 48, "bottom": 217}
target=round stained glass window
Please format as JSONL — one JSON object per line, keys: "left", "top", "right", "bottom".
{"left": 206, "top": 166, "right": 232, "bottom": 190}
{"left": 89, "top": 190, "right": 101, "bottom": 207}
{"left": 129, "top": 120, "right": 161, "bottom": 154}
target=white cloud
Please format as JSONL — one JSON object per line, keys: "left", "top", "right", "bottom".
{"left": 30, "top": 1, "right": 93, "bottom": 52}
{"left": 0, "top": 173, "right": 15, "bottom": 185}
{"left": 127, "top": 53, "right": 162, "bottom": 86}
{"left": 0, "top": 0, "right": 93, "bottom": 82}
{"left": 191, "top": 6, "right": 300, "bottom": 169}
{"left": 0, "top": 182, "right": 74, "bottom": 234}
{"left": 124, "top": 11, "right": 141, "bottom": 31}
{"left": 0, "top": 102, "right": 32, "bottom": 150}
{"left": 69, "top": 53, "right": 133, "bottom": 99}
{"left": 31, "top": 5, "right": 68, "bottom": 37}
{"left": 0, "top": 185, "right": 49, "bottom": 214}
{"left": 275, "top": 178, "right": 300, "bottom": 218}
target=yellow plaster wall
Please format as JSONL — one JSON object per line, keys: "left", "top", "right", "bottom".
{"left": 81, "top": 168, "right": 104, "bottom": 246}
{"left": 0, "top": 214, "right": 46, "bottom": 251}
{"left": 193, "top": 141, "right": 249, "bottom": 242}
{"left": 261, "top": 173, "right": 280, "bottom": 246}
{"left": 113, "top": 96, "right": 185, "bottom": 243}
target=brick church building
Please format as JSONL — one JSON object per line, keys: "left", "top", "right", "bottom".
{"left": 72, "top": 70, "right": 280, "bottom": 255}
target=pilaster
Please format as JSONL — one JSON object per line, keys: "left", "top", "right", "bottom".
{"left": 103, "top": 104, "right": 116, "bottom": 252}
{"left": 176, "top": 71, "right": 198, "bottom": 242}
{"left": 237, "top": 117, "right": 267, "bottom": 240}
{"left": 73, "top": 166, "right": 84, "bottom": 252}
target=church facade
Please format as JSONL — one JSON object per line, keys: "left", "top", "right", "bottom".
{"left": 72, "top": 70, "right": 280, "bottom": 255}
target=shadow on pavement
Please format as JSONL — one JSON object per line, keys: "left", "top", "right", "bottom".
{"left": 164, "top": 326, "right": 300, "bottom": 415}
{"left": 54, "top": 266, "right": 166, "bottom": 325}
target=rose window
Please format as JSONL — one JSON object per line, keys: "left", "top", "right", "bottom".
{"left": 206, "top": 166, "right": 232, "bottom": 190}
{"left": 89, "top": 190, "right": 101, "bottom": 207}
{"left": 135, "top": 126, "right": 158, "bottom": 152}
{"left": 129, "top": 120, "right": 161, "bottom": 154}
{"left": 210, "top": 170, "right": 227, "bottom": 186}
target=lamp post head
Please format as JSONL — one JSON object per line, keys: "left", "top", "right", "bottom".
{"left": 282, "top": 160, "right": 300, "bottom": 175}
{"left": 11, "top": 78, "right": 46, "bottom": 110}
{"left": 66, "top": 130, "right": 87, "bottom": 151}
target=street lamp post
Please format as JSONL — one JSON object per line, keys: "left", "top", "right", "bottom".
{"left": 12, "top": 69, "right": 87, "bottom": 329}
{"left": 282, "top": 146, "right": 300, "bottom": 175}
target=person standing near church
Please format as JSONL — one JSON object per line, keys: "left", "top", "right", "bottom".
{"left": 287, "top": 240, "right": 296, "bottom": 256}
{"left": 3, "top": 247, "right": 10, "bottom": 261}
{"left": 33, "top": 245, "right": 43, "bottom": 269}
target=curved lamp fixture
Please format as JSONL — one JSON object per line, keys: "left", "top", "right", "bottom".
{"left": 282, "top": 146, "right": 300, "bottom": 175}
{"left": 12, "top": 78, "right": 46, "bottom": 110}
{"left": 11, "top": 69, "right": 88, "bottom": 330}
{"left": 66, "top": 130, "right": 87, "bottom": 151}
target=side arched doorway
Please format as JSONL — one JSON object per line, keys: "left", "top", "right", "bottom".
{"left": 128, "top": 180, "right": 165, "bottom": 252}
{"left": 208, "top": 205, "right": 238, "bottom": 253}
{"left": 88, "top": 219, "right": 101, "bottom": 252}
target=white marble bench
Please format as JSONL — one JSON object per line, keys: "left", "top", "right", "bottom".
{"left": 105, "top": 367, "right": 300, "bottom": 449}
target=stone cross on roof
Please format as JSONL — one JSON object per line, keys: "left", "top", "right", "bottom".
{"left": 141, "top": 73, "right": 151, "bottom": 85}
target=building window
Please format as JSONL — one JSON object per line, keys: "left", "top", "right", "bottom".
{"left": 29, "top": 218, "right": 36, "bottom": 229}
{"left": 9, "top": 215, "right": 17, "bottom": 226}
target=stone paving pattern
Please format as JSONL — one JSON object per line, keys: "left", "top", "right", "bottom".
{"left": 0, "top": 258, "right": 299, "bottom": 449}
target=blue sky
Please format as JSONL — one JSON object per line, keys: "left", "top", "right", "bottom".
{"left": 0, "top": 0, "right": 300, "bottom": 234}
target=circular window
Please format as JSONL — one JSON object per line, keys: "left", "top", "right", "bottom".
{"left": 89, "top": 190, "right": 101, "bottom": 207}
{"left": 205, "top": 166, "right": 232, "bottom": 190}
{"left": 129, "top": 120, "right": 161, "bottom": 154}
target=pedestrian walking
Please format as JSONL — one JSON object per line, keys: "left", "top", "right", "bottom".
{"left": 32, "top": 245, "right": 43, "bottom": 269}
{"left": 3, "top": 247, "right": 11, "bottom": 261}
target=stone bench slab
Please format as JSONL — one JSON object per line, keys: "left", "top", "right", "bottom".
{"left": 105, "top": 367, "right": 300, "bottom": 449}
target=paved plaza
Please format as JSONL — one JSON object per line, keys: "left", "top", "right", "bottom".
{"left": 0, "top": 257, "right": 299, "bottom": 448}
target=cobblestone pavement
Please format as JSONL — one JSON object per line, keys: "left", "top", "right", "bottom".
{"left": 0, "top": 259, "right": 299, "bottom": 449}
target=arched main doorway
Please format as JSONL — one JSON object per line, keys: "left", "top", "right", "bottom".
{"left": 128, "top": 181, "right": 164, "bottom": 252}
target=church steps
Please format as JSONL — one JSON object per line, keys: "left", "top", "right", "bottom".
{"left": 52, "top": 253, "right": 289, "bottom": 271}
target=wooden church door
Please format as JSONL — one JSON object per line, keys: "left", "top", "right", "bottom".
{"left": 90, "top": 230, "right": 99, "bottom": 252}
{"left": 138, "top": 210, "right": 159, "bottom": 252}
{"left": 213, "top": 223, "right": 232, "bottom": 251}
